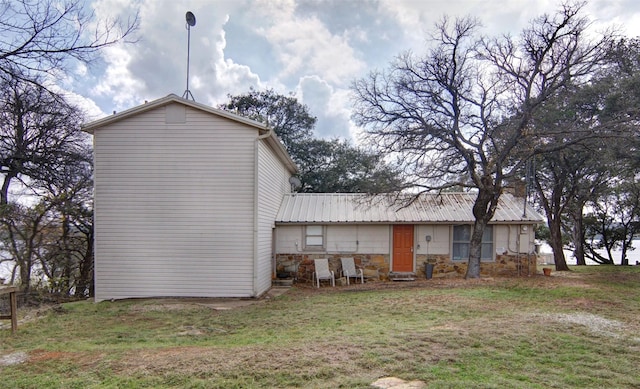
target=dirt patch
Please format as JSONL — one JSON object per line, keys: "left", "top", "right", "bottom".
{"left": 372, "top": 377, "right": 427, "bottom": 388}
{"left": 26, "top": 349, "right": 104, "bottom": 368}
{"left": 534, "top": 312, "right": 627, "bottom": 338}
{"left": 113, "top": 342, "right": 359, "bottom": 378}
{"left": 0, "top": 351, "right": 28, "bottom": 366}
{"left": 127, "top": 287, "right": 290, "bottom": 313}
{"left": 0, "top": 349, "right": 103, "bottom": 368}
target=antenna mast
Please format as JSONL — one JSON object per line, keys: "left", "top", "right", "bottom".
{"left": 182, "top": 11, "right": 196, "bottom": 100}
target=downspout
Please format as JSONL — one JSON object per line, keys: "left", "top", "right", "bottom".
{"left": 253, "top": 127, "right": 273, "bottom": 297}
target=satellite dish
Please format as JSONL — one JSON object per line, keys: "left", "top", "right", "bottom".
{"left": 186, "top": 11, "right": 196, "bottom": 27}
{"left": 289, "top": 176, "right": 302, "bottom": 191}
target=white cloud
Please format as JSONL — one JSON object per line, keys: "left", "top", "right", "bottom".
{"left": 297, "top": 75, "right": 353, "bottom": 140}
{"left": 91, "top": 42, "right": 147, "bottom": 110}
{"left": 87, "top": 0, "right": 264, "bottom": 111}
{"left": 254, "top": 1, "right": 366, "bottom": 85}
{"left": 69, "top": 0, "right": 640, "bottom": 144}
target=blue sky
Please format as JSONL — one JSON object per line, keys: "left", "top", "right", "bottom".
{"left": 69, "top": 0, "right": 640, "bottom": 142}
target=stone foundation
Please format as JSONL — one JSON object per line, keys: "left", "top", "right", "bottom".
{"left": 276, "top": 253, "right": 537, "bottom": 283}
{"left": 276, "top": 254, "right": 390, "bottom": 282}
{"left": 416, "top": 254, "right": 537, "bottom": 278}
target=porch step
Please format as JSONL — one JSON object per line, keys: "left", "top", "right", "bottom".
{"left": 272, "top": 279, "right": 294, "bottom": 287}
{"left": 389, "top": 272, "right": 416, "bottom": 281}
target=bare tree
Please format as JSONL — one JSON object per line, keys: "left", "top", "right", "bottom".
{"left": 0, "top": 0, "right": 138, "bottom": 87}
{"left": 0, "top": 76, "right": 93, "bottom": 295}
{"left": 0, "top": 76, "right": 88, "bottom": 205}
{"left": 352, "top": 2, "right": 612, "bottom": 278}
{"left": 0, "top": 201, "right": 54, "bottom": 294}
{"left": 36, "top": 146, "right": 94, "bottom": 296}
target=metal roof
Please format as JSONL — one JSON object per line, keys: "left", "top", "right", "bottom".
{"left": 275, "top": 192, "right": 544, "bottom": 224}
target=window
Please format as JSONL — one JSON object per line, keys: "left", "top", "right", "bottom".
{"left": 304, "top": 225, "right": 325, "bottom": 249}
{"left": 452, "top": 225, "right": 471, "bottom": 261}
{"left": 452, "top": 225, "right": 493, "bottom": 261}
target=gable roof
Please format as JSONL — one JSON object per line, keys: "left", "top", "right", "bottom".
{"left": 275, "top": 192, "right": 544, "bottom": 224}
{"left": 81, "top": 94, "right": 297, "bottom": 173}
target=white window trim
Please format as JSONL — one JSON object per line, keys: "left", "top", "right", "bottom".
{"left": 304, "top": 225, "right": 326, "bottom": 251}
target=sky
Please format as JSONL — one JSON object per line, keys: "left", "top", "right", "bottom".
{"left": 68, "top": 0, "right": 640, "bottom": 143}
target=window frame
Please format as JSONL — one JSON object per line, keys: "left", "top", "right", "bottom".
{"left": 304, "top": 225, "right": 326, "bottom": 250}
{"left": 451, "top": 225, "right": 494, "bottom": 262}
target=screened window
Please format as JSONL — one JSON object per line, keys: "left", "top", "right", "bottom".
{"left": 304, "top": 225, "right": 325, "bottom": 249}
{"left": 452, "top": 225, "right": 493, "bottom": 261}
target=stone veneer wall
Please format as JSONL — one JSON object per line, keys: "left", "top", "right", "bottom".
{"left": 415, "top": 254, "right": 537, "bottom": 278}
{"left": 276, "top": 253, "right": 538, "bottom": 282}
{"left": 276, "top": 254, "right": 389, "bottom": 282}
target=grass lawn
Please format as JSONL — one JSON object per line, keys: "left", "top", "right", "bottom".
{"left": 1, "top": 266, "right": 639, "bottom": 388}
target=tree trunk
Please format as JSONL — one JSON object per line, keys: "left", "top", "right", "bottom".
{"left": 570, "top": 208, "right": 586, "bottom": 266}
{"left": 1, "top": 173, "right": 16, "bottom": 206}
{"left": 549, "top": 218, "right": 570, "bottom": 271}
{"left": 19, "top": 257, "right": 32, "bottom": 295}
{"left": 75, "top": 229, "right": 94, "bottom": 298}
{"left": 465, "top": 187, "right": 496, "bottom": 279}
{"left": 465, "top": 218, "right": 486, "bottom": 279}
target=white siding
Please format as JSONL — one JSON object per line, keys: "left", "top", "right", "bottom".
{"left": 276, "top": 223, "right": 537, "bottom": 258}
{"left": 274, "top": 225, "right": 302, "bottom": 253}
{"left": 255, "top": 140, "right": 290, "bottom": 296}
{"left": 275, "top": 225, "right": 389, "bottom": 254}
{"left": 93, "top": 104, "right": 257, "bottom": 301}
{"left": 415, "top": 225, "right": 450, "bottom": 255}
{"left": 494, "top": 225, "right": 536, "bottom": 255}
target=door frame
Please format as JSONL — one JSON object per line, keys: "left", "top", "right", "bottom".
{"left": 391, "top": 224, "right": 415, "bottom": 272}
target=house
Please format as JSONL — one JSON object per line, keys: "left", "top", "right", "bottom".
{"left": 274, "top": 193, "right": 542, "bottom": 280}
{"left": 84, "top": 95, "right": 543, "bottom": 301}
{"left": 82, "top": 94, "right": 296, "bottom": 302}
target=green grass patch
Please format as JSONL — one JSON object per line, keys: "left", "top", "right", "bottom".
{"left": 1, "top": 266, "right": 639, "bottom": 388}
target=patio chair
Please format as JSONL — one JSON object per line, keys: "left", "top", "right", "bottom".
{"left": 341, "top": 257, "right": 364, "bottom": 285}
{"left": 313, "top": 258, "right": 335, "bottom": 288}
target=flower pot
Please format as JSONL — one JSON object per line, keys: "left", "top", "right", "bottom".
{"left": 543, "top": 267, "right": 552, "bottom": 276}
{"left": 425, "top": 263, "right": 434, "bottom": 279}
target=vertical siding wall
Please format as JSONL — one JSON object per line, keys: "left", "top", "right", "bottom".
{"left": 255, "top": 141, "right": 290, "bottom": 296}
{"left": 93, "top": 104, "right": 257, "bottom": 300}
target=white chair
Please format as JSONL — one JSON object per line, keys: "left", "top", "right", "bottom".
{"left": 313, "top": 258, "right": 335, "bottom": 288}
{"left": 341, "top": 257, "right": 364, "bottom": 285}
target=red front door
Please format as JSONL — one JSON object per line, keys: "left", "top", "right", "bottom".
{"left": 393, "top": 225, "right": 414, "bottom": 272}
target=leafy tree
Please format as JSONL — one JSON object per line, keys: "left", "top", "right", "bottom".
{"left": 532, "top": 140, "right": 612, "bottom": 269}
{"left": 583, "top": 179, "right": 640, "bottom": 265}
{"left": 221, "top": 89, "right": 402, "bottom": 193}
{"left": 352, "top": 3, "right": 613, "bottom": 278}
{"left": 529, "top": 83, "right": 615, "bottom": 269}
{"left": 219, "top": 88, "right": 316, "bottom": 154}
{"left": 531, "top": 37, "right": 640, "bottom": 269}
{"left": 295, "top": 138, "right": 403, "bottom": 193}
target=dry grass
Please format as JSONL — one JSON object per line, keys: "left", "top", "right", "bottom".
{"left": 1, "top": 266, "right": 640, "bottom": 388}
